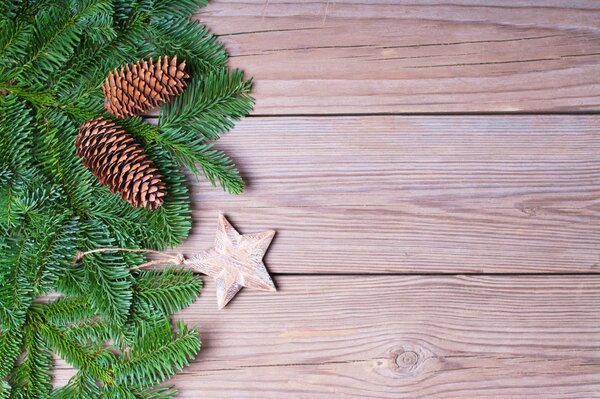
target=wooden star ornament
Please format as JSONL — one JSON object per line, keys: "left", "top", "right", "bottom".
{"left": 187, "top": 214, "right": 276, "bottom": 309}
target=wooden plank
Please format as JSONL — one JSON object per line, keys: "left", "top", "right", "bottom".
{"left": 197, "top": 0, "right": 600, "bottom": 114}
{"left": 54, "top": 276, "right": 600, "bottom": 398}
{"left": 167, "top": 115, "right": 600, "bottom": 273}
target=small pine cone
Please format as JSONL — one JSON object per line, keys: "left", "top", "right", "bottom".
{"left": 76, "top": 117, "right": 167, "bottom": 209}
{"left": 102, "top": 55, "right": 189, "bottom": 117}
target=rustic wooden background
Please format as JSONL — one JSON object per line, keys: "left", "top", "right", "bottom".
{"left": 58, "top": 1, "right": 600, "bottom": 397}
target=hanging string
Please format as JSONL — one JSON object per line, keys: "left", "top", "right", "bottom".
{"left": 72, "top": 247, "right": 188, "bottom": 270}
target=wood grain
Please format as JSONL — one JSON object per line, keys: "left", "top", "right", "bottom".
{"left": 165, "top": 115, "right": 600, "bottom": 274}
{"left": 54, "top": 276, "right": 600, "bottom": 398}
{"left": 196, "top": 0, "right": 600, "bottom": 114}
{"left": 28, "top": 1, "right": 600, "bottom": 397}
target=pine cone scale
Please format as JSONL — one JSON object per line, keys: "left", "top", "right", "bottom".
{"left": 76, "top": 117, "right": 167, "bottom": 209}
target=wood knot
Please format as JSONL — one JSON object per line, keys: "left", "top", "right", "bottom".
{"left": 381, "top": 342, "right": 433, "bottom": 378}
{"left": 395, "top": 351, "right": 419, "bottom": 368}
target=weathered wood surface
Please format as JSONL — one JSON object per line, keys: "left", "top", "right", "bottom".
{"left": 198, "top": 0, "right": 600, "bottom": 114}
{"left": 167, "top": 115, "right": 600, "bottom": 274}
{"left": 54, "top": 2, "right": 600, "bottom": 396}
{"left": 55, "top": 276, "right": 600, "bottom": 398}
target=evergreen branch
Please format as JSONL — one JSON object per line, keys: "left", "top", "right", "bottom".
{"left": 0, "top": 380, "right": 9, "bottom": 399}
{"left": 0, "top": 0, "right": 22, "bottom": 22}
{"left": 112, "top": 0, "right": 153, "bottom": 28}
{"left": 87, "top": 120, "right": 193, "bottom": 248}
{"left": 0, "top": 20, "right": 32, "bottom": 79}
{"left": 160, "top": 69, "right": 254, "bottom": 141}
{"left": 37, "top": 216, "right": 81, "bottom": 293}
{"left": 151, "top": 0, "right": 208, "bottom": 19}
{"left": 55, "top": 266, "right": 88, "bottom": 297}
{"left": 18, "top": 0, "right": 116, "bottom": 85}
{"left": 155, "top": 127, "right": 245, "bottom": 194}
{"left": 0, "top": 93, "right": 34, "bottom": 172}
{"left": 115, "top": 321, "right": 200, "bottom": 388}
{"left": 19, "top": 4, "right": 83, "bottom": 85}
{"left": 101, "top": 384, "right": 179, "bottom": 399}
{"left": 42, "top": 296, "right": 96, "bottom": 327}
{"left": 50, "top": 370, "right": 101, "bottom": 399}
{"left": 39, "top": 322, "right": 113, "bottom": 384}
{"left": 62, "top": 318, "right": 114, "bottom": 345}
{"left": 33, "top": 109, "right": 108, "bottom": 213}
{"left": 53, "top": 11, "right": 149, "bottom": 112}
{"left": 133, "top": 267, "right": 202, "bottom": 317}
{"left": 0, "top": 328, "right": 23, "bottom": 378}
{"left": 80, "top": 219, "right": 133, "bottom": 325}
{"left": 8, "top": 322, "right": 53, "bottom": 399}
{"left": 0, "top": 238, "right": 35, "bottom": 330}
{"left": 146, "top": 17, "right": 227, "bottom": 75}
{"left": 134, "top": 386, "right": 179, "bottom": 399}
{"left": 0, "top": 82, "right": 57, "bottom": 108}
{"left": 75, "top": 0, "right": 116, "bottom": 45}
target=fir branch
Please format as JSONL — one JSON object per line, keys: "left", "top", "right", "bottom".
{"left": 75, "top": 0, "right": 116, "bottom": 45}
{"left": 0, "top": 0, "right": 22, "bottom": 22}
{"left": 37, "top": 216, "right": 81, "bottom": 293}
{"left": 62, "top": 318, "right": 114, "bottom": 346}
{"left": 155, "top": 126, "right": 245, "bottom": 194}
{"left": 8, "top": 322, "right": 53, "bottom": 399}
{"left": 18, "top": 3, "right": 83, "bottom": 85}
{"left": 42, "top": 296, "right": 96, "bottom": 327}
{"left": 133, "top": 267, "right": 202, "bottom": 317}
{"left": 115, "top": 321, "right": 201, "bottom": 388}
{"left": 146, "top": 17, "right": 227, "bottom": 75}
{"left": 53, "top": 11, "right": 149, "bottom": 112}
{"left": 50, "top": 370, "right": 101, "bottom": 399}
{"left": 0, "top": 328, "right": 23, "bottom": 378}
{"left": 0, "top": 94, "right": 34, "bottom": 172}
{"left": 112, "top": 0, "right": 153, "bottom": 28}
{"left": 80, "top": 219, "right": 133, "bottom": 325}
{"left": 133, "top": 386, "right": 179, "bottom": 399}
{"left": 0, "top": 238, "right": 35, "bottom": 330}
{"left": 0, "top": 20, "right": 32, "bottom": 79}
{"left": 151, "top": 0, "right": 208, "bottom": 19}
{"left": 34, "top": 109, "right": 96, "bottom": 213}
{"left": 38, "top": 322, "right": 113, "bottom": 384}
{"left": 0, "top": 380, "right": 9, "bottom": 399}
{"left": 160, "top": 69, "right": 254, "bottom": 141}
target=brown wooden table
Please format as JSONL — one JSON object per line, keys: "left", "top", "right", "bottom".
{"left": 58, "top": 1, "right": 600, "bottom": 397}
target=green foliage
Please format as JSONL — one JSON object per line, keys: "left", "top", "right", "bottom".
{"left": 0, "top": 0, "right": 253, "bottom": 397}
{"left": 151, "top": 0, "right": 208, "bottom": 19}
{"left": 133, "top": 267, "right": 202, "bottom": 317}
{"left": 161, "top": 69, "right": 254, "bottom": 141}
{"left": 115, "top": 320, "right": 201, "bottom": 387}
{"left": 146, "top": 17, "right": 226, "bottom": 75}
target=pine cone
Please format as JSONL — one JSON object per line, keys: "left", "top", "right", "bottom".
{"left": 76, "top": 117, "right": 167, "bottom": 209}
{"left": 102, "top": 55, "right": 189, "bottom": 117}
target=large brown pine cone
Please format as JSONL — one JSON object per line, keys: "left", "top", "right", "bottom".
{"left": 75, "top": 117, "right": 167, "bottom": 209}
{"left": 102, "top": 55, "right": 189, "bottom": 117}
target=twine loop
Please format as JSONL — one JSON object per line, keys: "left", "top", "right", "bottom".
{"left": 72, "top": 247, "right": 188, "bottom": 270}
